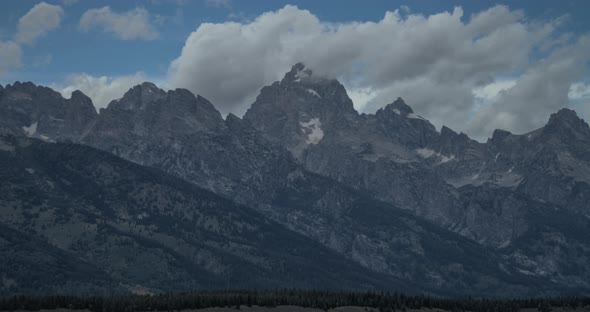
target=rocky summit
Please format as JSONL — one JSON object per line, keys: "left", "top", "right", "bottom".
{"left": 1, "top": 64, "right": 590, "bottom": 297}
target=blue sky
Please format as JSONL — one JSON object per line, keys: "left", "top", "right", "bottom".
{"left": 1, "top": 0, "right": 589, "bottom": 140}
{"left": 1, "top": 0, "right": 589, "bottom": 83}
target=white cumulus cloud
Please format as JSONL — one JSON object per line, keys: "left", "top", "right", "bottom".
{"left": 16, "top": 2, "right": 64, "bottom": 45}
{"left": 80, "top": 6, "right": 159, "bottom": 41}
{"left": 1, "top": 2, "right": 64, "bottom": 77}
{"left": 0, "top": 2, "right": 64, "bottom": 77}
{"left": 166, "top": 4, "right": 588, "bottom": 140}
{"left": 569, "top": 82, "right": 590, "bottom": 101}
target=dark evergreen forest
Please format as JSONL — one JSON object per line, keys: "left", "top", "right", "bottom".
{"left": 1, "top": 289, "right": 588, "bottom": 312}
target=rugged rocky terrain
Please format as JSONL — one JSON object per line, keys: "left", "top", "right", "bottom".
{"left": 0, "top": 134, "right": 401, "bottom": 295}
{"left": 1, "top": 63, "right": 590, "bottom": 296}
{"left": 0, "top": 82, "right": 97, "bottom": 141}
{"left": 244, "top": 64, "right": 590, "bottom": 288}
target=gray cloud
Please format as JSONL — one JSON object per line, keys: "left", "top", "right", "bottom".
{"left": 166, "top": 5, "right": 588, "bottom": 140}
{"left": 469, "top": 36, "right": 590, "bottom": 139}
{"left": 80, "top": 6, "right": 159, "bottom": 41}
{"left": 16, "top": 2, "right": 64, "bottom": 45}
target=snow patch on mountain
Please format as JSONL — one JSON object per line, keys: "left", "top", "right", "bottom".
{"left": 306, "top": 89, "right": 321, "bottom": 98}
{"left": 495, "top": 171, "right": 523, "bottom": 187}
{"left": 408, "top": 113, "right": 426, "bottom": 120}
{"left": 416, "top": 148, "right": 456, "bottom": 165}
{"left": 416, "top": 148, "right": 435, "bottom": 158}
{"left": 300, "top": 118, "right": 324, "bottom": 145}
{"left": 295, "top": 65, "right": 312, "bottom": 79}
{"left": 438, "top": 154, "right": 455, "bottom": 164}
{"left": 22, "top": 122, "right": 38, "bottom": 137}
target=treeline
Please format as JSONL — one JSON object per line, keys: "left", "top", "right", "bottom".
{"left": 1, "top": 289, "right": 589, "bottom": 312}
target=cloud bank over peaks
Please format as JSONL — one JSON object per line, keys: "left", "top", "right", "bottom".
{"left": 164, "top": 4, "right": 589, "bottom": 140}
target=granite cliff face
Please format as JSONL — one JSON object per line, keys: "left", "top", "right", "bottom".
{"left": 1, "top": 67, "right": 590, "bottom": 296}
{"left": 0, "top": 82, "right": 97, "bottom": 141}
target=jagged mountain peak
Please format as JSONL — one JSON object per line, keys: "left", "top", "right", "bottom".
{"left": 109, "top": 82, "right": 167, "bottom": 111}
{"left": 69, "top": 90, "right": 98, "bottom": 115}
{"left": 139, "top": 81, "right": 160, "bottom": 90}
{"left": 129, "top": 81, "right": 165, "bottom": 94}
{"left": 225, "top": 112, "right": 256, "bottom": 135}
{"left": 279, "top": 62, "right": 345, "bottom": 93}
{"left": 123, "top": 81, "right": 164, "bottom": 96}
{"left": 542, "top": 107, "right": 590, "bottom": 140}
{"left": 292, "top": 62, "right": 306, "bottom": 71}
{"left": 110, "top": 83, "right": 221, "bottom": 117}
{"left": 375, "top": 98, "right": 435, "bottom": 132}
{"left": 282, "top": 62, "right": 314, "bottom": 83}
{"left": 243, "top": 64, "right": 360, "bottom": 159}
{"left": 70, "top": 89, "right": 92, "bottom": 103}
{"left": 0, "top": 82, "right": 98, "bottom": 141}
{"left": 440, "top": 125, "right": 458, "bottom": 137}
{"left": 440, "top": 125, "right": 472, "bottom": 143}
{"left": 550, "top": 107, "right": 580, "bottom": 119}
{"left": 225, "top": 112, "right": 241, "bottom": 124}
{"left": 6, "top": 81, "right": 37, "bottom": 91}
{"left": 546, "top": 108, "right": 587, "bottom": 128}
{"left": 163, "top": 89, "right": 225, "bottom": 126}
{"left": 3, "top": 81, "right": 63, "bottom": 100}
{"left": 381, "top": 97, "right": 414, "bottom": 116}
{"left": 245, "top": 63, "right": 357, "bottom": 124}
{"left": 490, "top": 129, "right": 512, "bottom": 142}
{"left": 89, "top": 83, "right": 225, "bottom": 139}
{"left": 66, "top": 89, "right": 99, "bottom": 120}
{"left": 436, "top": 124, "right": 477, "bottom": 158}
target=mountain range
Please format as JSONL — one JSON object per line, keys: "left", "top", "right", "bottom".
{"left": 1, "top": 63, "right": 590, "bottom": 297}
